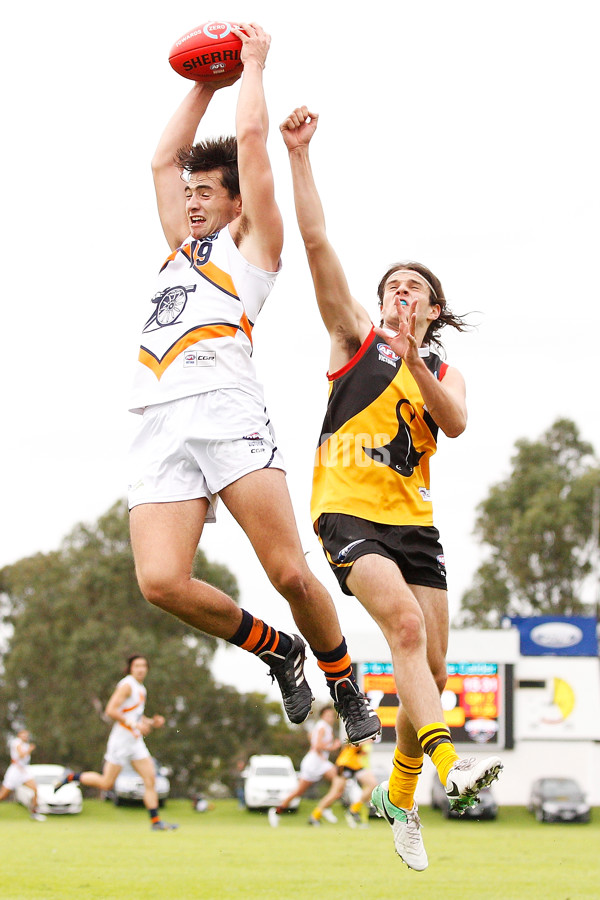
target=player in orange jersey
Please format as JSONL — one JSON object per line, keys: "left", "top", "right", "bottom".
{"left": 281, "top": 106, "right": 503, "bottom": 870}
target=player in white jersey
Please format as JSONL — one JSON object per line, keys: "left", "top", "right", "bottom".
{"left": 267, "top": 706, "right": 341, "bottom": 827}
{"left": 0, "top": 727, "right": 46, "bottom": 821}
{"left": 127, "top": 22, "right": 380, "bottom": 745}
{"left": 54, "top": 656, "right": 176, "bottom": 831}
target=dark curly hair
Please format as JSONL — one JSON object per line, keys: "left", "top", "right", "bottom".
{"left": 377, "top": 261, "right": 470, "bottom": 351}
{"left": 175, "top": 136, "right": 239, "bottom": 199}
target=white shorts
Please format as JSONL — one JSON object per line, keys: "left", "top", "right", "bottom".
{"left": 299, "top": 751, "right": 335, "bottom": 784}
{"left": 105, "top": 727, "right": 151, "bottom": 767}
{"left": 127, "top": 390, "right": 285, "bottom": 520}
{"left": 2, "top": 763, "right": 31, "bottom": 791}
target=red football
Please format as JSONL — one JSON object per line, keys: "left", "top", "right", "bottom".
{"left": 169, "top": 22, "right": 243, "bottom": 82}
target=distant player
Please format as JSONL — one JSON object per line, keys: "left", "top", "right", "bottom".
{"left": 309, "top": 740, "right": 377, "bottom": 828}
{"left": 268, "top": 706, "right": 341, "bottom": 827}
{"left": 54, "top": 655, "right": 177, "bottom": 831}
{"left": 281, "top": 106, "right": 503, "bottom": 869}
{"left": 0, "top": 727, "right": 46, "bottom": 821}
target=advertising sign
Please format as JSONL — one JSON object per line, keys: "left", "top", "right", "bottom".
{"left": 510, "top": 616, "right": 598, "bottom": 657}
{"left": 517, "top": 656, "right": 600, "bottom": 740}
{"left": 359, "top": 661, "right": 513, "bottom": 749}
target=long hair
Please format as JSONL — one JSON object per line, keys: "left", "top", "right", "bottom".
{"left": 377, "top": 261, "right": 470, "bottom": 351}
{"left": 176, "top": 136, "right": 239, "bottom": 199}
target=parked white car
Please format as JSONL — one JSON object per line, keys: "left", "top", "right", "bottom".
{"left": 104, "top": 759, "right": 170, "bottom": 806}
{"left": 243, "top": 754, "right": 299, "bottom": 810}
{"left": 15, "top": 764, "right": 83, "bottom": 815}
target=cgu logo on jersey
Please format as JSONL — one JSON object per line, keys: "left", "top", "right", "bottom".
{"left": 377, "top": 342, "right": 400, "bottom": 367}
{"left": 243, "top": 433, "right": 266, "bottom": 454}
{"left": 183, "top": 350, "right": 216, "bottom": 367}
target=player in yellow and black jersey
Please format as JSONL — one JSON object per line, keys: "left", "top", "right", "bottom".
{"left": 282, "top": 107, "right": 503, "bottom": 870}
{"left": 307, "top": 740, "right": 378, "bottom": 828}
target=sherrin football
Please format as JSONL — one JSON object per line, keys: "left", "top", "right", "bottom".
{"left": 169, "top": 22, "right": 243, "bottom": 82}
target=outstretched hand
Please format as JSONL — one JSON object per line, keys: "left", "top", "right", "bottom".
{"left": 373, "top": 298, "right": 421, "bottom": 364}
{"left": 280, "top": 106, "right": 319, "bottom": 151}
{"left": 232, "top": 22, "right": 271, "bottom": 69}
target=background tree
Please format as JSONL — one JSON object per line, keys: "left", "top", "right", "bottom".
{"left": 456, "top": 419, "right": 600, "bottom": 628}
{"left": 0, "top": 500, "right": 307, "bottom": 794}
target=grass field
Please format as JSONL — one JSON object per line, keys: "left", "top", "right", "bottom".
{"left": 0, "top": 798, "right": 596, "bottom": 900}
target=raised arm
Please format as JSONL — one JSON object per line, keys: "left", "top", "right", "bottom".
{"left": 152, "top": 76, "right": 240, "bottom": 250}
{"left": 229, "top": 23, "right": 283, "bottom": 271}
{"left": 281, "top": 107, "right": 372, "bottom": 369}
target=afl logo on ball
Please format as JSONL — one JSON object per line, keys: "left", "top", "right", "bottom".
{"left": 203, "top": 22, "right": 232, "bottom": 40}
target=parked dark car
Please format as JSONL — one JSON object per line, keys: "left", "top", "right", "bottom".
{"left": 431, "top": 773, "right": 498, "bottom": 820}
{"left": 528, "top": 777, "right": 590, "bottom": 823}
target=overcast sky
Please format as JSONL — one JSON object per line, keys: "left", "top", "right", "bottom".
{"left": 2, "top": 1, "right": 599, "bottom": 703}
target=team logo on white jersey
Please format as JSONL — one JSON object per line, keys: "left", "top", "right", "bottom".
{"left": 143, "top": 284, "right": 197, "bottom": 333}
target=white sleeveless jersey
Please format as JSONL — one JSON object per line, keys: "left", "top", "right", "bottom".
{"left": 9, "top": 737, "right": 30, "bottom": 767}
{"left": 110, "top": 674, "right": 147, "bottom": 736}
{"left": 310, "top": 718, "right": 334, "bottom": 761}
{"left": 129, "top": 226, "right": 280, "bottom": 414}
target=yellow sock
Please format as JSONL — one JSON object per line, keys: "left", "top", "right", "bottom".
{"left": 311, "top": 807, "right": 323, "bottom": 821}
{"left": 417, "top": 722, "right": 459, "bottom": 786}
{"left": 349, "top": 801, "right": 362, "bottom": 815}
{"left": 388, "top": 748, "right": 423, "bottom": 809}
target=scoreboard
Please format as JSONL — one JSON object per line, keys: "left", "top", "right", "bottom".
{"left": 358, "top": 660, "right": 513, "bottom": 749}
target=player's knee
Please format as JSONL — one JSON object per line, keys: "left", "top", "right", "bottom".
{"left": 269, "top": 563, "right": 312, "bottom": 601}
{"left": 389, "top": 611, "right": 425, "bottom": 653}
{"left": 137, "top": 570, "right": 183, "bottom": 611}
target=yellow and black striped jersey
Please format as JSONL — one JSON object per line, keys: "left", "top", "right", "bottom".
{"left": 311, "top": 326, "right": 448, "bottom": 527}
{"left": 335, "top": 743, "right": 368, "bottom": 771}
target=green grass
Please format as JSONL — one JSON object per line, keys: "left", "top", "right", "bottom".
{"left": 0, "top": 798, "right": 596, "bottom": 900}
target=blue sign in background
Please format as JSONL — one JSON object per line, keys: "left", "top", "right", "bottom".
{"left": 510, "top": 616, "right": 598, "bottom": 657}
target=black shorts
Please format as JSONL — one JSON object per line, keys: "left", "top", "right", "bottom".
{"left": 317, "top": 513, "right": 447, "bottom": 596}
{"left": 338, "top": 766, "right": 360, "bottom": 779}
